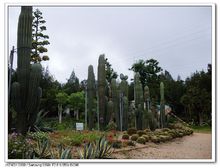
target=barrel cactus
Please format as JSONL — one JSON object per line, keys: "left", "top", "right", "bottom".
{"left": 11, "top": 6, "right": 42, "bottom": 135}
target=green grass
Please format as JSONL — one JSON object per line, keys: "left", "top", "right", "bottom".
{"left": 190, "top": 125, "right": 212, "bottom": 133}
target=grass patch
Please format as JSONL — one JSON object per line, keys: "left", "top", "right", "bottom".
{"left": 190, "top": 125, "right": 211, "bottom": 133}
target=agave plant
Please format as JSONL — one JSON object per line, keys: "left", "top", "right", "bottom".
{"left": 94, "top": 136, "right": 113, "bottom": 159}
{"left": 33, "top": 138, "right": 52, "bottom": 159}
{"left": 57, "top": 144, "right": 72, "bottom": 159}
{"left": 77, "top": 142, "right": 95, "bottom": 159}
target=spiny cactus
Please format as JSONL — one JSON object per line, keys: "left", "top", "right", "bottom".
{"left": 143, "top": 85, "right": 150, "bottom": 129}
{"left": 160, "top": 82, "right": 166, "bottom": 128}
{"left": 11, "top": 6, "right": 42, "bottom": 135}
{"left": 122, "top": 96, "right": 128, "bottom": 130}
{"left": 107, "top": 99, "right": 114, "bottom": 125}
{"left": 134, "top": 73, "right": 143, "bottom": 130}
{"left": 97, "top": 54, "right": 106, "bottom": 130}
{"left": 111, "top": 78, "right": 119, "bottom": 130}
{"left": 87, "top": 65, "right": 96, "bottom": 130}
{"left": 119, "top": 73, "right": 128, "bottom": 98}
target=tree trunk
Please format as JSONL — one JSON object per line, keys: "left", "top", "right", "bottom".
{"left": 58, "top": 104, "right": 62, "bottom": 124}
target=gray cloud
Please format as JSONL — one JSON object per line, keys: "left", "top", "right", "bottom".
{"left": 9, "top": 6, "right": 212, "bottom": 83}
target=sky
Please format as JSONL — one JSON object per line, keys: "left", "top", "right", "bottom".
{"left": 8, "top": 6, "right": 212, "bottom": 83}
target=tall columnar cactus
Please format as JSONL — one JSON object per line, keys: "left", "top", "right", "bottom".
{"left": 160, "top": 82, "right": 166, "bottom": 128}
{"left": 97, "top": 55, "right": 106, "bottom": 130}
{"left": 119, "top": 73, "right": 129, "bottom": 131}
{"left": 107, "top": 98, "right": 114, "bottom": 125}
{"left": 143, "top": 85, "right": 150, "bottom": 129}
{"left": 111, "top": 78, "right": 120, "bottom": 130}
{"left": 11, "top": 6, "right": 42, "bottom": 135}
{"left": 122, "top": 96, "right": 128, "bottom": 130}
{"left": 119, "top": 74, "right": 128, "bottom": 98}
{"left": 134, "top": 73, "right": 144, "bottom": 130}
{"left": 87, "top": 65, "right": 96, "bottom": 130}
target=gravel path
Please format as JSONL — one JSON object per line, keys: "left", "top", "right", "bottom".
{"left": 112, "top": 133, "right": 212, "bottom": 159}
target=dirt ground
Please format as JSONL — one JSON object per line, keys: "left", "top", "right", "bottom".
{"left": 111, "top": 133, "right": 212, "bottom": 159}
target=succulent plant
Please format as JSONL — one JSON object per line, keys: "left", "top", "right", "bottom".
{"left": 97, "top": 55, "right": 106, "bottom": 130}
{"left": 77, "top": 142, "right": 95, "bottom": 159}
{"left": 122, "top": 134, "right": 129, "bottom": 140}
{"left": 131, "top": 134, "right": 139, "bottom": 141}
{"left": 136, "top": 137, "right": 146, "bottom": 144}
{"left": 87, "top": 65, "right": 96, "bottom": 130}
{"left": 127, "top": 127, "right": 137, "bottom": 136}
{"left": 11, "top": 6, "right": 42, "bottom": 135}
{"left": 160, "top": 82, "right": 166, "bottom": 128}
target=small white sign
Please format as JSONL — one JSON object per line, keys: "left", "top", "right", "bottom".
{"left": 76, "top": 123, "right": 84, "bottom": 131}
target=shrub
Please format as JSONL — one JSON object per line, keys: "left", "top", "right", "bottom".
{"left": 8, "top": 133, "right": 33, "bottom": 159}
{"left": 136, "top": 137, "right": 146, "bottom": 144}
{"left": 137, "top": 130, "right": 146, "bottom": 136}
{"left": 105, "top": 121, "right": 117, "bottom": 131}
{"left": 130, "top": 134, "right": 139, "bottom": 141}
{"left": 122, "top": 134, "right": 129, "bottom": 140}
{"left": 27, "top": 131, "right": 49, "bottom": 141}
{"left": 127, "top": 128, "right": 137, "bottom": 136}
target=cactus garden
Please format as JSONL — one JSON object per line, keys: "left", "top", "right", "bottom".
{"left": 7, "top": 6, "right": 212, "bottom": 160}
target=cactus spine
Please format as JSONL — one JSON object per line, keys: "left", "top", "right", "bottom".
{"left": 87, "top": 65, "right": 96, "bottom": 130}
{"left": 134, "top": 73, "right": 143, "bottom": 130}
{"left": 97, "top": 55, "right": 106, "bottom": 130}
{"left": 11, "top": 6, "right": 42, "bottom": 135}
{"left": 160, "top": 82, "right": 166, "bottom": 128}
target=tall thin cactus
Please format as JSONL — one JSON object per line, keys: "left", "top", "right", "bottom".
{"left": 11, "top": 6, "right": 42, "bottom": 135}
{"left": 111, "top": 78, "right": 119, "bottom": 130}
{"left": 134, "top": 73, "right": 143, "bottom": 130}
{"left": 87, "top": 65, "right": 96, "bottom": 130}
{"left": 97, "top": 55, "right": 106, "bottom": 130}
{"left": 160, "top": 82, "right": 166, "bottom": 128}
{"left": 143, "top": 85, "right": 150, "bottom": 129}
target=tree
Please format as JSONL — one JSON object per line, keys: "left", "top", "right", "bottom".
{"left": 181, "top": 66, "right": 211, "bottom": 125}
{"left": 39, "top": 67, "right": 61, "bottom": 117}
{"left": 130, "top": 59, "right": 162, "bottom": 98}
{"left": 68, "top": 92, "right": 85, "bottom": 120}
{"left": 31, "top": 8, "right": 50, "bottom": 63}
{"left": 105, "top": 58, "right": 118, "bottom": 84}
{"left": 63, "top": 69, "right": 80, "bottom": 94}
{"left": 56, "top": 92, "right": 68, "bottom": 123}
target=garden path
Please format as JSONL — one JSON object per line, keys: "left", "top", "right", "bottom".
{"left": 112, "top": 133, "right": 212, "bottom": 159}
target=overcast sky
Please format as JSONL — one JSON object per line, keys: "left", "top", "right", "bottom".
{"left": 8, "top": 6, "right": 212, "bottom": 83}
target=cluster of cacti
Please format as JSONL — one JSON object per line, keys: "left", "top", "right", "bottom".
{"left": 86, "top": 56, "right": 168, "bottom": 131}
{"left": 87, "top": 65, "right": 96, "bottom": 130}
{"left": 122, "top": 123, "right": 193, "bottom": 144}
{"left": 11, "top": 6, "right": 42, "bottom": 135}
